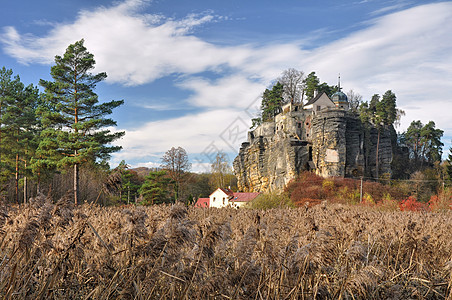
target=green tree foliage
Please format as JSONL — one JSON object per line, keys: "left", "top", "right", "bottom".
{"left": 447, "top": 147, "right": 452, "bottom": 181}
{"left": 261, "top": 82, "right": 284, "bottom": 122}
{"left": 138, "top": 170, "right": 173, "bottom": 205}
{"left": 404, "top": 120, "right": 443, "bottom": 168}
{"left": 359, "top": 90, "right": 404, "bottom": 178}
{"left": 3, "top": 81, "right": 40, "bottom": 203}
{"left": 161, "top": 146, "right": 191, "bottom": 201}
{"left": 303, "top": 72, "right": 320, "bottom": 100}
{"left": 38, "top": 39, "right": 124, "bottom": 204}
{"left": 0, "top": 67, "right": 41, "bottom": 202}
{"left": 303, "top": 71, "right": 338, "bottom": 100}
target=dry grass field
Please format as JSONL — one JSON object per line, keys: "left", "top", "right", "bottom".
{"left": 1, "top": 194, "right": 452, "bottom": 299}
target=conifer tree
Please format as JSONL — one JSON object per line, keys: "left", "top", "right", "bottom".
{"left": 139, "top": 170, "right": 173, "bottom": 205}
{"left": 3, "top": 82, "right": 40, "bottom": 203}
{"left": 39, "top": 39, "right": 124, "bottom": 204}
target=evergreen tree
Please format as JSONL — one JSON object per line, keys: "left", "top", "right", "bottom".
{"left": 0, "top": 68, "right": 19, "bottom": 191}
{"left": 139, "top": 170, "right": 173, "bottom": 205}
{"left": 447, "top": 147, "right": 452, "bottom": 181}
{"left": 359, "top": 91, "right": 403, "bottom": 179}
{"left": 302, "top": 71, "right": 338, "bottom": 100}
{"left": 261, "top": 82, "right": 284, "bottom": 122}
{"left": 39, "top": 39, "right": 124, "bottom": 204}
{"left": 3, "top": 82, "right": 40, "bottom": 203}
{"left": 420, "top": 121, "right": 443, "bottom": 165}
{"left": 303, "top": 72, "right": 320, "bottom": 100}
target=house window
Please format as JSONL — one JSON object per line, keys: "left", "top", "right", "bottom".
{"left": 298, "top": 123, "right": 301, "bottom": 128}
{"left": 223, "top": 197, "right": 225, "bottom": 205}
{"left": 316, "top": 106, "right": 321, "bottom": 111}
{"left": 213, "top": 197, "right": 215, "bottom": 202}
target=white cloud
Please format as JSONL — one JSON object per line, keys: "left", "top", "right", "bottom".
{"left": 178, "top": 75, "right": 265, "bottom": 109}
{"left": 111, "top": 107, "right": 251, "bottom": 164}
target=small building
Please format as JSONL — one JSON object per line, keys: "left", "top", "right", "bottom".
{"left": 230, "top": 192, "right": 261, "bottom": 207}
{"left": 195, "top": 188, "right": 261, "bottom": 208}
{"left": 303, "top": 92, "right": 336, "bottom": 113}
{"left": 194, "top": 198, "right": 210, "bottom": 208}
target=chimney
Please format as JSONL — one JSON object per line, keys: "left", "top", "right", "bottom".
{"left": 314, "top": 90, "right": 318, "bottom": 97}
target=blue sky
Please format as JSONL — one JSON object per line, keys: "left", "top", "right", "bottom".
{"left": 1, "top": 0, "right": 451, "bottom": 172}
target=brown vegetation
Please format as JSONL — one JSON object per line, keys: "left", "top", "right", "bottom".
{"left": 1, "top": 197, "right": 452, "bottom": 299}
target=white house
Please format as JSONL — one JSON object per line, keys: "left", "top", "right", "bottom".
{"left": 195, "top": 188, "right": 261, "bottom": 208}
{"left": 209, "top": 188, "right": 234, "bottom": 208}
{"left": 303, "top": 92, "right": 336, "bottom": 113}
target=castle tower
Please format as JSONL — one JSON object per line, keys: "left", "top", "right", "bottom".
{"left": 331, "top": 74, "right": 349, "bottom": 110}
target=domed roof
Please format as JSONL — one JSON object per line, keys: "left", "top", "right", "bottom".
{"left": 331, "top": 91, "right": 348, "bottom": 103}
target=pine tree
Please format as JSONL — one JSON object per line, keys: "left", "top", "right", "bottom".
{"left": 139, "top": 170, "right": 173, "bottom": 205}
{"left": 39, "top": 39, "right": 124, "bottom": 204}
{"left": 3, "top": 82, "right": 40, "bottom": 203}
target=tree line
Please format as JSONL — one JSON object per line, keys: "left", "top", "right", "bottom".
{"left": 112, "top": 149, "right": 236, "bottom": 206}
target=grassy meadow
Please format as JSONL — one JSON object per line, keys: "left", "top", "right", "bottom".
{"left": 0, "top": 194, "right": 451, "bottom": 299}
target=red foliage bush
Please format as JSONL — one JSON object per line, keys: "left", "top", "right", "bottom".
{"left": 286, "top": 171, "right": 408, "bottom": 208}
{"left": 399, "top": 196, "right": 427, "bottom": 211}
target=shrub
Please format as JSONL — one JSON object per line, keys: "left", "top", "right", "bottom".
{"left": 246, "top": 192, "right": 295, "bottom": 209}
{"left": 399, "top": 196, "right": 427, "bottom": 211}
{"left": 428, "top": 189, "right": 452, "bottom": 211}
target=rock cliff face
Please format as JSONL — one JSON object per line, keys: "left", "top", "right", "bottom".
{"left": 233, "top": 106, "right": 393, "bottom": 193}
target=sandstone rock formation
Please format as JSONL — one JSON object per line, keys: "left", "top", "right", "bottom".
{"left": 233, "top": 104, "right": 393, "bottom": 193}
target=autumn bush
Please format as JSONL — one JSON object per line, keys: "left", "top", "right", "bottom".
{"left": 286, "top": 171, "right": 407, "bottom": 207}
{"left": 1, "top": 196, "right": 452, "bottom": 299}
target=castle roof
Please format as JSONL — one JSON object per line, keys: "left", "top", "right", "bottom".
{"left": 331, "top": 91, "right": 348, "bottom": 103}
{"left": 305, "top": 92, "right": 329, "bottom": 106}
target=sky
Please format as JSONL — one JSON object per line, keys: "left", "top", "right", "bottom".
{"left": 1, "top": 0, "right": 451, "bottom": 173}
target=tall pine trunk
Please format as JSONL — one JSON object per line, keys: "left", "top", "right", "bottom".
{"left": 15, "top": 153, "right": 19, "bottom": 204}
{"left": 376, "top": 129, "right": 380, "bottom": 180}
{"left": 74, "top": 156, "right": 79, "bottom": 205}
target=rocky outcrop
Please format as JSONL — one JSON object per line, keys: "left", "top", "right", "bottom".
{"left": 233, "top": 107, "right": 393, "bottom": 193}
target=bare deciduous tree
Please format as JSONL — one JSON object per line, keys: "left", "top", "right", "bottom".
{"left": 210, "top": 151, "right": 231, "bottom": 189}
{"left": 347, "top": 89, "right": 363, "bottom": 112}
{"left": 161, "top": 146, "right": 191, "bottom": 201}
{"left": 278, "top": 68, "right": 305, "bottom": 105}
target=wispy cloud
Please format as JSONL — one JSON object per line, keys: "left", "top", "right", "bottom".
{"left": 369, "top": 2, "right": 411, "bottom": 16}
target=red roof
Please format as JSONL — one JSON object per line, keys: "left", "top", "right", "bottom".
{"left": 219, "top": 188, "right": 234, "bottom": 196}
{"left": 231, "top": 192, "right": 261, "bottom": 203}
{"left": 195, "top": 198, "right": 210, "bottom": 208}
